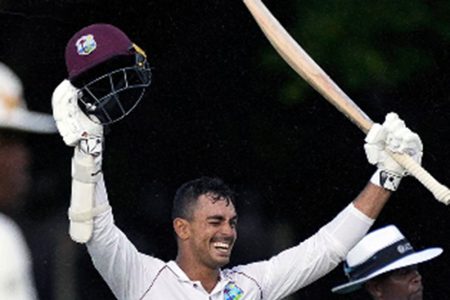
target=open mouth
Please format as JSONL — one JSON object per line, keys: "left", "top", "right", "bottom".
{"left": 212, "top": 242, "right": 231, "bottom": 255}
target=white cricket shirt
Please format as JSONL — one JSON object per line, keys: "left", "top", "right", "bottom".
{"left": 87, "top": 178, "right": 373, "bottom": 299}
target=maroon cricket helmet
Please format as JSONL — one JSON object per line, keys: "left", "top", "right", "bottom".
{"left": 65, "top": 23, "right": 134, "bottom": 81}
{"left": 63, "top": 23, "right": 152, "bottom": 125}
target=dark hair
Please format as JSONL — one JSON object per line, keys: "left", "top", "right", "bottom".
{"left": 172, "top": 176, "right": 235, "bottom": 220}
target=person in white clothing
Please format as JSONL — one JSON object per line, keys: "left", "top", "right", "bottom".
{"left": 0, "top": 215, "right": 37, "bottom": 300}
{"left": 0, "top": 62, "right": 57, "bottom": 300}
{"left": 51, "top": 23, "right": 424, "bottom": 300}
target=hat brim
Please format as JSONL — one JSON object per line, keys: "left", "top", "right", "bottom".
{"left": 331, "top": 247, "right": 443, "bottom": 294}
{"left": 0, "top": 107, "right": 57, "bottom": 134}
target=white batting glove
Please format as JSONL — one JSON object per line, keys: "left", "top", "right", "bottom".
{"left": 52, "top": 79, "right": 103, "bottom": 151}
{"left": 52, "top": 80, "right": 106, "bottom": 243}
{"left": 364, "top": 112, "right": 423, "bottom": 191}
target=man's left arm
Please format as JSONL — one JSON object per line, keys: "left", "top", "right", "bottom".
{"left": 234, "top": 201, "right": 373, "bottom": 300}
{"left": 235, "top": 113, "right": 422, "bottom": 299}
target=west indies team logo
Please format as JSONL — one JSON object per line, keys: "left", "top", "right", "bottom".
{"left": 224, "top": 282, "right": 243, "bottom": 300}
{"left": 75, "top": 34, "right": 97, "bottom": 56}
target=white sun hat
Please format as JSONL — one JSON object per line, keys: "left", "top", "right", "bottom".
{"left": 331, "top": 224, "right": 443, "bottom": 294}
{"left": 0, "top": 62, "right": 57, "bottom": 134}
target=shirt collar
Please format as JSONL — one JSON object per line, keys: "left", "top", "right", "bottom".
{"left": 167, "top": 261, "right": 192, "bottom": 282}
{"left": 167, "top": 260, "right": 231, "bottom": 288}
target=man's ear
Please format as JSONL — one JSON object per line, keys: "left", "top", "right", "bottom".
{"left": 173, "top": 218, "right": 190, "bottom": 240}
{"left": 365, "top": 280, "right": 383, "bottom": 299}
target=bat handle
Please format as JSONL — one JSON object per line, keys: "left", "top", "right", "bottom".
{"left": 389, "top": 151, "right": 450, "bottom": 205}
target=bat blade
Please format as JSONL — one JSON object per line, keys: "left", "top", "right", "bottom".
{"left": 243, "top": 0, "right": 450, "bottom": 204}
{"left": 243, "top": 0, "right": 372, "bottom": 133}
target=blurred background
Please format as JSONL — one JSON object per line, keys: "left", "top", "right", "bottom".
{"left": 1, "top": 0, "right": 449, "bottom": 299}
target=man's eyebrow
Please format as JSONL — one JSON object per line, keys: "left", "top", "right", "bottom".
{"left": 206, "top": 215, "right": 226, "bottom": 221}
{"left": 206, "top": 215, "right": 238, "bottom": 221}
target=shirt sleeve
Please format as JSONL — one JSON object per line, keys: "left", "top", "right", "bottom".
{"left": 233, "top": 203, "right": 374, "bottom": 300}
{"left": 86, "top": 176, "right": 165, "bottom": 300}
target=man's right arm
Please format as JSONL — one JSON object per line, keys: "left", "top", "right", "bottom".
{"left": 86, "top": 174, "right": 165, "bottom": 300}
{"left": 52, "top": 80, "right": 164, "bottom": 300}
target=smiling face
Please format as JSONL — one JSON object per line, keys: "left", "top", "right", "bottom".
{"left": 366, "top": 265, "right": 424, "bottom": 300}
{"left": 175, "top": 193, "right": 238, "bottom": 270}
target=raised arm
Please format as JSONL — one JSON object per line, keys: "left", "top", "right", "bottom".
{"left": 232, "top": 113, "right": 423, "bottom": 300}
{"left": 352, "top": 183, "right": 390, "bottom": 219}
{"left": 355, "top": 112, "right": 423, "bottom": 219}
{"left": 52, "top": 80, "right": 163, "bottom": 299}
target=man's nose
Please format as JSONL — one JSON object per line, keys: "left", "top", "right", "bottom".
{"left": 221, "top": 223, "right": 236, "bottom": 236}
{"left": 411, "top": 270, "right": 422, "bottom": 283}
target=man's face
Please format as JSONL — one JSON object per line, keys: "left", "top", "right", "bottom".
{"left": 368, "top": 266, "right": 423, "bottom": 300}
{"left": 187, "top": 193, "right": 238, "bottom": 270}
{"left": 0, "top": 134, "right": 30, "bottom": 211}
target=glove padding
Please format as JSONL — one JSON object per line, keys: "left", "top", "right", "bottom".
{"left": 52, "top": 79, "right": 103, "bottom": 147}
{"left": 52, "top": 80, "right": 106, "bottom": 243}
{"left": 364, "top": 112, "right": 423, "bottom": 191}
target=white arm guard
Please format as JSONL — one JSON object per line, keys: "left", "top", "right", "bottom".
{"left": 69, "top": 143, "right": 110, "bottom": 243}
{"left": 52, "top": 79, "right": 108, "bottom": 243}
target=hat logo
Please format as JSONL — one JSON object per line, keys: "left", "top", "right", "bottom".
{"left": 75, "top": 34, "right": 97, "bottom": 56}
{"left": 397, "top": 242, "right": 413, "bottom": 254}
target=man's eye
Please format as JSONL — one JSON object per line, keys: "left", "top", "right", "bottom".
{"left": 396, "top": 269, "right": 409, "bottom": 276}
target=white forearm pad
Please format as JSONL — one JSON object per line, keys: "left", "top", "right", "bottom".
{"left": 71, "top": 147, "right": 102, "bottom": 183}
{"left": 69, "top": 179, "right": 95, "bottom": 243}
{"left": 69, "top": 147, "right": 109, "bottom": 243}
